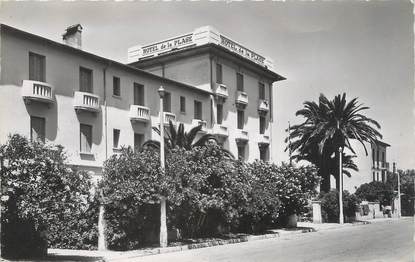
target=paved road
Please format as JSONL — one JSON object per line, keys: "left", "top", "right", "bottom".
{"left": 125, "top": 218, "right": 414, "bottom": 262}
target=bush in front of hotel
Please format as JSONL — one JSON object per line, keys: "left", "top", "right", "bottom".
{"left": 0, "top": 134, "right": 98, "bottom": 258}
{"left": 319, "top": 190, "right": 360, "bottom": 223}
{"left": 101, "top": 144, "right": 320, "bottom": 249}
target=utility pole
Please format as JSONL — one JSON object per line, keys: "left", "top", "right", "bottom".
{"left": 339, "top": 147, "right": 344, "bottom": 224}
{"left": 394, "top": 162, "right": 401, "bottom": 218}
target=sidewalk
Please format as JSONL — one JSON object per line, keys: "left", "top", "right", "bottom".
{"left": 10, "top": 217, "right": 409, "bottom": 262}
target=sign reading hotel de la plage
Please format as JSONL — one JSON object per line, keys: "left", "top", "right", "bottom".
{"left": 141, "top": 33, "right": 266, "bottom": 67}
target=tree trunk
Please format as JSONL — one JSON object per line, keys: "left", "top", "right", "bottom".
{"left": 320, "top": 155, "right": 331, "bottom": 193}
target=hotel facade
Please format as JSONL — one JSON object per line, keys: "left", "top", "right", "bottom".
{"left": 0, "top": 24, "right": 285, "bottom": 178}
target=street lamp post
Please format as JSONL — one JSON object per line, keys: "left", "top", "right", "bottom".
{"left": 339, "top": 147, "right": 344, "bottom": 224}
{"left": 158, "top": 86, "right": 168, "bottom": 248}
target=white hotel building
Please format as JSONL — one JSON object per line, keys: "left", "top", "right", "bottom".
{"left": 0, "top": 24, "right": 285, "bottom": 177}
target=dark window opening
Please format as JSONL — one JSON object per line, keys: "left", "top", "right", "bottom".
{"left": 134, "top": 133, "right": 144, "bottom": 152}
{"left": 194, "top": 100, "right": 203, "bottom": 120}
{"left": 217, "top": 104, "right": 223, "bottom": 125}
{"left": 236, "top": 73, "right": 244, "bottom": 91}
{"left": 80, "top": 67, "right": 93, "bottom": 93}
{"left": 237, "top": 110, "right": 244, "bottom": 129}
{"left": 133, "top": 83, "right": 145, "bottom": 106}
{"left": 237, "top": 145, "right": 245, "bottom": 161}
{"left": 163, "top": 92, "right": 171, "bottom": 113}
{"left": 30, "top": 116, "right": 45, "bottom": 143}
{"left": 180, "top": 96, "right": 186, "bottom": 113}
{"left": 259, "top": 82, "right": 265, "bottom": 100}
{"left": 29, "top": 52, "right": 46, "bottom": 82}
{"left": 260, "top": 116, "right": 266, "bottom": 134}
{"left": 80, "top": 124, "right": 92, "bottom": 153}
{"left": 113, "top": 77, "right": 120, "bottom": 96}
{"left": 113, "top": 129, "right": 120, "bottom": 148}
{"left": 216, "top": 63, "right": 223, "bottom": 84}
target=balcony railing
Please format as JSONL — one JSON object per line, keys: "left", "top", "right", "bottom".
{"left": 258, "top": 99, "right": 270, "bottom": 113}
{"left": 235, "top": 129, "right": 249, "bottom": 143}
{"left": 192, "top": 119, "right": 208, "bottom": 133}
{"left": 236, "top": 91, "right": 248, "bottom": 106}
{"left": 212, "top": 124, "right": 229, "bottom": 137}
{"left": 22, "top": 80, "right": 54, "bottom": 104}
{"left": 129, "top": 105, "right": 150, "bottom": 123}
{"left": 163, "top": 112, "right": 176, "bottom": 126}
{"left": 74, "top": 91, "right": 100, "bottom": 113}
{"left": 258, "top": 132, "right": 270, "bottom": 145}
{"left": 214, "top": 83, "right": 229, "bottom": 99}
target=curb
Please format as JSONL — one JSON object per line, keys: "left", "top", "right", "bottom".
{"left": 103, "top": 229, "right": 315, "bottom": 261}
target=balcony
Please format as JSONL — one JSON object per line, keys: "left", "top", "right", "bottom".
{"left": 212, "top": 124, "right": 229, "bottom": 137}
{"left": 214, "top": 83, "right": 229, "bottom": 99}
{"left": 74, "top": 91, "right": 100, "bottom": 113}
{"left": 22, "top": 80, "right": 54, "bottom": 105}
{"left": 163, "top": 112, "right": 176, "bottom": 126}
{"left": 192, "top": 119, "right": 208, "bottom": 133}
{"left": 235, "top": 91, "right": 248, "bottom": 107}
{"left": 235, "top": 129, "right": 249, "bottom": 143}
{"left": 129, "top": 105, "right": 150, "bottom": 123}
{"left": 258, "top": 132, "right": 270, "bottom": 146}
{"left": 258, "top": 99, "right": 270, "bottom": 114}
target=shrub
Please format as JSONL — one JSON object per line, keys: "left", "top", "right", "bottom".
{"left": 319, "top": 190, "right": 359, "bottom": 223}
{"left": 0, "top": 134, "right": 98, "bottom": 257}
{"left": 355, "top": 181, "right": 394, "bottom": 206}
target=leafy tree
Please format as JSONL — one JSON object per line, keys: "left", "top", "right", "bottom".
{"left": 287, "top": 93, "right": 382, "bottom": 192}
{"left": 355, "top": 181, "right": 394, "bottom": 206}
{"left": 0, "top": 134, "right": 97, "bottom": 257}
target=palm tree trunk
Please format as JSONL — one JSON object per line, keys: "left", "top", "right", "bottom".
{"left": 320, "top": 154, "right": 331, "bottom": 193}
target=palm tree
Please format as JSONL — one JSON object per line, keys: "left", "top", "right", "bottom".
{"left": 287, "top": 93, "right": 382, "bottom": 192}
{"left": 143, "top": 121, "right": 234, "bottom": 158}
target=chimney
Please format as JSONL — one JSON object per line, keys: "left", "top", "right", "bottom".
{"left": 62, "top": 24, "right": 83, "bottom": 49}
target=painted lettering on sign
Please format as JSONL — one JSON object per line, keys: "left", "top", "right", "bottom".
{"left": 220, "top": 36, "right": 266, "bottom": 66}
{"left": 142, "top": 34, "right": 193, "bottom": 56}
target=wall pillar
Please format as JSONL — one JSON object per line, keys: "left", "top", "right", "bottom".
{"left": 97, "top": 204, "right": 107, "bottom": 250}
{"left": 312, "top": 200, "right": 322, "bottom": 224}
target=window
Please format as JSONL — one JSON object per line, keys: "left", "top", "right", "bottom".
{"left": 373, "top": 172, "right": 375, "bottom": 182}
{"left": 237, "top": 145, "right": 245, "bottom": 161}
{"left": 80, "top": 124, "right": 92, "bottom": 153}
{"left": 29, "top": 52, "right": 46, "bottom": 82}
{"left": 30, "top": 116, "right": 45, "bottom": 143}
{"left": 237, "top": 110, "right": 244, "bottom": 129}
{"left": 376, "top": 172, "right": 379, "bottom": 181}
{"left": 217, "top": 104, "right": 223, "bottom": 125}
{"left": 382, "top": 152, "right": 385, "bottom": 167}
{"left": 180, "top": 96, "right": 186, "bottom": 113}
{"left": 113, "top": 77, "right": 120, "bottom": 96}
{"left": 236, "top": 73, "right": 244, "bottom": 91}
{"left": 163, "top": 92, "right": 171, "bottom": 113}
{"left": 259, "top": 82, "right": 265, "bottom": 100}
{"left": 134, "top": 133, "right": 144, "bottom": 152}
{"left": 133, "top": 83, "right": 144, "bottom": 106}
{"left": 80, "top": 67, "right": 93, "bottom": 93}
{"left": 259, "top": 116, "right": 266, "bottom": 134}
{"left": 113, "top": 129, "right": 120, "bottom": 149}
{"left": 372, "top": 148, "right": 375, "bottom": 167}
{"left": 260, "top": 146, "right": 269, "bottom": 162}
{"left": 216, "top": 63, "right": 223, "bottom": 84}
{"left": 194, "top": 100, "right": 202, "bottom": 120}
{"left": 376, "top": 149, "right": 379, "bottom": 166}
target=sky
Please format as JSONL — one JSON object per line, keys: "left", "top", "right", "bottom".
{"left": 0, "top": 0, "right": 413, "bottom": 169}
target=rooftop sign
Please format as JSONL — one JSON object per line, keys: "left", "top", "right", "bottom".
{"left": 128, "top": 26, "right": 273, "bottom": 70}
